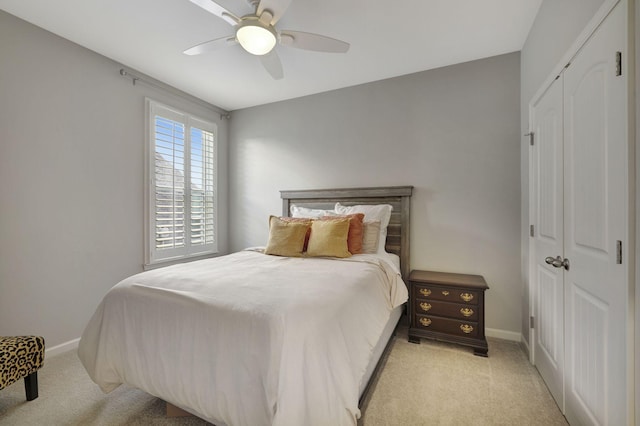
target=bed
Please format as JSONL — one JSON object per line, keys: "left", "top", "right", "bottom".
{"left": 78, "top": 186, "right": 413, "bottom": 426}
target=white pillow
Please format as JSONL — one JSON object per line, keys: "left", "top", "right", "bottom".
{"left": 290, "top": 204, "right": 337, "bottom": 219}
{"left": 334, "top": 203, "right": 393, "bottom": 254}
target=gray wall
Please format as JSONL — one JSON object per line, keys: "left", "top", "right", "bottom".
{"left": 229, "top": 53, "right": 522, "bottom": 337}
{"left": 0, "top": 11, "right": 229, "bottom": 349}
{"left": 519, "top": 0, "right": 605, "bottom": 344}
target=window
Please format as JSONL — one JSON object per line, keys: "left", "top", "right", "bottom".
{"left": 146, "top": 100, "right": 218, "bottom": 265}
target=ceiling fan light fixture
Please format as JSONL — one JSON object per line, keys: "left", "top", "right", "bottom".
{"left": 236, "top": 21, "right": 277, "bottom": 56}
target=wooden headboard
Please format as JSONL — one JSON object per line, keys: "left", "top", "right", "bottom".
{"left": 280, "top": 186, "right": 413, "bottom": 281}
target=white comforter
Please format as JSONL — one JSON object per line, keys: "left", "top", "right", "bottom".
{"left": 78, "top": 249, "right": 407, "bottom": 426}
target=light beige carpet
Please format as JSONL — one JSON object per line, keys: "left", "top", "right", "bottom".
{"left": 0, "top": 326, "right": 567, "bottom": 425}
{"left": 360, "top": 326, "right": 568, "bottom": 425}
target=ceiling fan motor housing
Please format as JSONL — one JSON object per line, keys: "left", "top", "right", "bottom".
{"left": 235, "top": 13, "right": 278, "bottom": 55}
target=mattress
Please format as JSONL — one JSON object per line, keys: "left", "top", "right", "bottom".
{"left": 78, "top": 249, "right": 408, "bottom": 426}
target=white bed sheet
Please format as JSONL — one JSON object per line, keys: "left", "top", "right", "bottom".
{"left": 78, "top": 249, "right": 407, "bottom": 426}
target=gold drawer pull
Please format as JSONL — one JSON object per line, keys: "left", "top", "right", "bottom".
{"left": 441, "top": 290, "right": 450, "bottom": 296}
{"left": 460, "top": 324, "right": 474, "bottom": 334}
{"left": 460, "top": 307, "right": 474, "bottom": 317}
{"left": 460, "top": 293, "right": 474, "bottom": 302}
{"left": 419, "top": 302, "right": 432, "bottom": 312}
{"left": 419, "top": 318, "right": 432, "bottom": 327}
{"left": 419, "top": 288, "right": 432, "bottom": 296}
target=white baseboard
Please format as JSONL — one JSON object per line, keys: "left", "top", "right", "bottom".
{"left": 46, "top": 337, "right": 80, "bottom": 358}
{"left": 486, "top": 327, "right": 522, "bottom": 342}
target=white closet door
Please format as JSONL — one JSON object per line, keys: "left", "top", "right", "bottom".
{"left": 531, "top": 75, "right": 565, "bottom": 410}
{"left": 563, "top": 2, "right": 628, "bottom": 425}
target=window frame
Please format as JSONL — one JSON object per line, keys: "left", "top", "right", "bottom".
{"left": 145, "top": 99, "right": 218, "bottom": 266}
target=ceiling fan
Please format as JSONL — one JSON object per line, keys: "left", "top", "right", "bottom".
{"left": 184, "top": 0, "right": 350, "bottom": 79}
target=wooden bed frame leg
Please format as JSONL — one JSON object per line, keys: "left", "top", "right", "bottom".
{"left": 24, "top": 372, "right": 39, "bottom": 401}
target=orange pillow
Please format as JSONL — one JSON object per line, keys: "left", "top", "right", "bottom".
{"left": 322, "top": 213, "right": 365, "bottom": 254}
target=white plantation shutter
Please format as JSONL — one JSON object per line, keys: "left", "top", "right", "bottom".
{"left": 154, "top": 117, "right": 185, "bottom": 250}
{"left": 189, "top": 125, "right": 216, "bottom": 246}
{"left": 147, "top": 100, "right": 218, "bottom": 264}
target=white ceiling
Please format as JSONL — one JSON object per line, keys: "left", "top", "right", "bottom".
{"left": 0, "top": 0, "right": 541, "bottom": 111}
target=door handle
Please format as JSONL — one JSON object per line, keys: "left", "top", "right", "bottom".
{"left": 545, "top": 255, "right": 570, "bottom": 271}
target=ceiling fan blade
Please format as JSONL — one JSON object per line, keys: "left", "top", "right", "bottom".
{"left": 279, "top": 30, "right": 350, "bottom": 53}
{"left": 259, "top": 50, "right": 284, "bottom": 80}
{"left": 257, "top": 0, "right": 292, "bottom": 25}
{"left": 189, "top": 0, "right": 240, "bottom": 26}
{"left": 184, "top": 36, "right": 237, "bottom": 55}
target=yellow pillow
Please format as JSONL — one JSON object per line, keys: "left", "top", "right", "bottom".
{"left": 306, "top": 218, "right": 352, "bottom": 258}
{"left": 322, "top": 213, "right": 365, "bottom": 254}
{"left": 264, "top": 216, "right": 311, "bottom": 257}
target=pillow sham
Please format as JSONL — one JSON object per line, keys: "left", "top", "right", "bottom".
{"left": 361, "top": 220, "right": 381, "bottom": 254}
{"left": 306, "top": 217, "right": 351, "bottom": 258}
{"left": 323, "top": 213, "right": 365, "bottom": 254}
{"left": 264, "top": 216, "right": 310, "bottom": 257}
{"left": 290, "top": 204, "right": 337, "bottom": 219}
{"left": 334, "top": 203, "right": 393, "bottom": 254}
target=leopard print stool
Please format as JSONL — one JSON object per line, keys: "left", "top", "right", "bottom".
{"left": 0, "top": 336, "right": 45, "bottom": 401}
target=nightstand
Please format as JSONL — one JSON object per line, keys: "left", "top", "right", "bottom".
{"left": 408, "top": 270, "right": 489, "bottom": 357}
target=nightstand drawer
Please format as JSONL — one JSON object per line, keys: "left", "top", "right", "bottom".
{"left": 414, "top": 298, "right": 479, "bottom": 321}
{"left": 415, "top": 314, "right": 479, "bottom": 338}
{"left": 413, "top": 285, "right": 478, "bottom": 305}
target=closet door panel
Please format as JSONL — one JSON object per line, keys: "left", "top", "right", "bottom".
{"left": 569, "top": 64, "right": 608, "bottom": 253}
{"left": 531, "top": 75, "right": 565, "bottom": 410}
{"left": 563, "top": 2, "right": 628, "bottom": 425}
{"left": 568, "top": 284, "right": 608, "bottom": 423}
